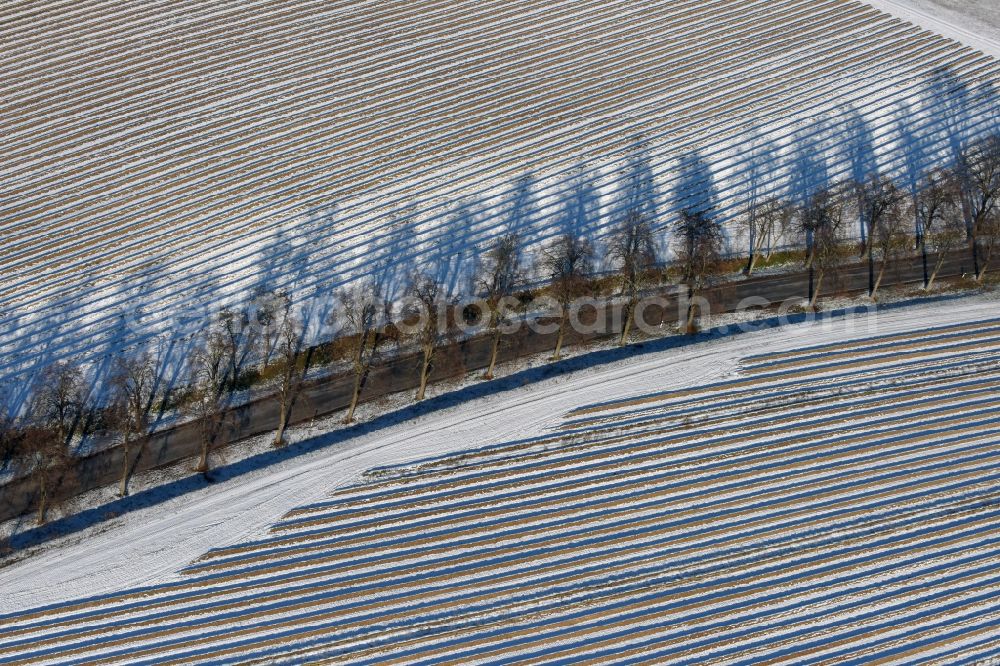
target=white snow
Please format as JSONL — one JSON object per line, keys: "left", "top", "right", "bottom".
{"left": 2, "top": 0, "right": 998, "bottom": 408}
{"left": 1, "top": 291, "right": 997, "bottom": 615}
{"left": 864, "top": 0, "right": 1000, "bottom": 59}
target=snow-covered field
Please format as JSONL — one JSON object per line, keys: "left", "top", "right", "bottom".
{"left": 1, "top": 0, "right": 999, "bottom": 410}
{"left": 1, "top": 294, "right": 998, "bottom": 664}
{"left": 867, "top": 0, "right": 1000, "bottom": 57}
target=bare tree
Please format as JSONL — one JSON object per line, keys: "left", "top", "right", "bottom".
{"left": 0, "top": 399, "right": 26, "bottom": 519}
{"left": 0, "top": 399, "right": 18, "bottom": 472}
{"left": 957, "top": 134, "right": 1000, "bottom": 279}
{"left": 916, "top": 169, "right": 964, "bottom": 289}
{"left": 801, "top": 185, "right": 848, "bottom": 309}
{"left": 108, "top": 353, "right": 158, "bottom": 497}
{"left": 869, "top": 198, "right": 911, "bottom": 300}
{"left": 539, "top": 234, "right": 594, "bottom": 359}
{"left": 185, "top": 330, "right": 229, "bottom": 475}
{"left": 271, "top": 312, "right": 308, "bottom": 446}
{"left": 336, "top": 283, "right": 386, "bottom": 423}
{"left": 12, "top": 364, "right": 87, "bottom": 525}
{"left": 404, "top": 273, "right": 455, "bottom": 401}
{"left": 608, "top": 211, "right": 657, "bottom": 345}
{"left": 252, "top": 289, "right": 292, "bottom": 369}
{"left": 976, "top": 208, "right": 1000, "bottom": 280}
{"left": 217, "top": 305, "right": 254, "bottom": 392}
{"left": 179, "top": 309, "right": 251, "bottom": 474}
{"left": 478, "top": 233, "right": 524, "bottom": 378}
{"left": 15, "top": 423, "right": 74, "bottom": 526}
{"left": 31, "top": 362, "right": 85, "bottom": 449}
{"left": 856, "top": 175, "right": 908, "bottom": 296}
{"left": 674, "top": 209, "right": 724, "bottom": 332}
{"left": 742, "top": 197, "right": 793, "bottom": 275}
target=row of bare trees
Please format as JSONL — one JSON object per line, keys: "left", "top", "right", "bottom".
{"left": 0, "top": 364, "right": 87, "bottom": 525}
{"left": 468, "top": 202, "right": 725, "bottom": 363}
{"left": 737, "top": 133, "right": 1000, "bottom": 307}
{"left": 3, "top": 135, "right": 997, "bottom": 526}
{"left": 0, "top": 289, "right": 310, "bottom": 524}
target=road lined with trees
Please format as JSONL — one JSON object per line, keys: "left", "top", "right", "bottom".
{"left": 0, "top": 132, "right": 997, "bottom": 528}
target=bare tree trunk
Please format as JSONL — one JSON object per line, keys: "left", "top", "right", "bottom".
{"left": 36, "top": 474, "right": 48, "bottom": 526}
{"left": 619, "top": 300, "right": 635, "bottom": 346}
{"left": 809, "top": 269, "right": 825, "bottom": 310}
{"left": 976, "top": 250, "right": 991, "bottom": 282}
{"left": 552, "top": 309, "right": 567, "bottom": 361}
{"left": 196, "top": 438, "right": 209, "bottom": 474}
{"left": 969, "top": 231, "right": 981, "bottom": 278}
{"left": 344, "top": 370, "right": 363, "bottom": 423}
{"left": 274, "top": 403, "right": 289, "bottom": 447}
{"left": 871, "top": 261, "right": 887, "bottom": 300}
{"left": 484, "top": 330, "right": 501, "bottom": 379}
{"left": 867, "top": 249, "right": 876, "bottom": 297}
{"left": 416, "top": 346, "right": 432, "bottom": 401}
{"left": 684, "top": 284, "right": 697, "bottom": 334}
{"left": 119, "top": 440, "right": 130, "bottom": 497}
{"left": 927, "top": 252, "right": 947, "bottom": 291}
{"left": 342, "top": 331, "right": 370, "bottom": 423}
{"left": 747, "top": 235, "right": 767, "bottom": 275}
{"left": 194, "top": 414, "right": 214, "bottom": 473}
{"left": 918, "top": 213, "right": 929, "bottom": 289}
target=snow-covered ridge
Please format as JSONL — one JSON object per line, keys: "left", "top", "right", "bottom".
{"left": 863, "top": 0, "right": 1000, "bottom": 59}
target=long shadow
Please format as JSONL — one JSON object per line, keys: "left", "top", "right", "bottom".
{"left": 843, "top": 109, "right": 879, "bottom": 245}
{"left": 4, "top": 55, "right": 999, "bottom": 427}
{"left": 5, "top": 103, "right": 996, "bottom": 422}
{"left": 3, "top": 57, "right": 997, "bottom": 400}
{"left": 502, "top": 173, "right": 539, "bottom": 243}
{"left": 434, "top": 196, "right": 480, "bottom": 299}
{"left": 895, "top": 100, "right": 932, "bottom": 244}
{"left": 370, "top": 216, "right": 416, "bottom": 303}
{"left": 673, "top": 148, "right": 725, "bottom": 255}
{"left": 4, "top": 288, "right": 983, "bottom": 553}
{"left": 618, "top": 139, "right": 660, "bottom": 224}
{"left": 558, "top": 164, "right": 605, "bottom": 267}
{"left": 730, "top": 126, "right": 778, "bottom": 258}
